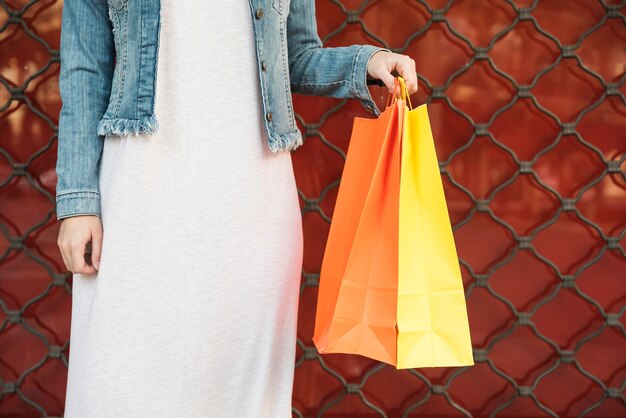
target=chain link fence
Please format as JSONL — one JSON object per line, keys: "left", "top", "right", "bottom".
{"left": 0, "top": 0, "right": 624, "bottom": 416}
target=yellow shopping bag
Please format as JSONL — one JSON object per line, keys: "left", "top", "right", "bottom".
{"left": 397, "top": 80, "right": 474, "bottom": 368}
{"left": 313, "top": 76, "right": 474, "bottom": 369}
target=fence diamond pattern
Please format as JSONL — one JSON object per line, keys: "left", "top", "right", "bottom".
{"left": 0, "top": 0, "right": 624, "bottom": 417}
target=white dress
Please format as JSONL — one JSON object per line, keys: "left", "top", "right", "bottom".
{"left": 64, "top": 2, "right": 303, "bottom": 417}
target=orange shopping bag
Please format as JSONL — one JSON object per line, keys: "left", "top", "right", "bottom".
{"left": 312, "top": 76, "right": 474, "bottom": 369}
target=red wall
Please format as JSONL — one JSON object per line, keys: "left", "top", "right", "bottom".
{"left": 0, "top": 0, "right": 625, "bottom": 416}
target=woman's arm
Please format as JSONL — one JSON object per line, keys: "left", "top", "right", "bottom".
{"left": 286, "top": 0, "right": 392, "bottom": 115}
{"left": 55, "top": 0, "right": 115, "bottom": 221}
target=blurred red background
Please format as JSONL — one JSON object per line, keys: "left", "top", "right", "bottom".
{"left": 0, "top": 0, "right": 625, "bottom": 416}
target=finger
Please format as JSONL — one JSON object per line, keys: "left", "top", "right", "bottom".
{"left": 57, "top": 230, "right": 72, "bottom": 272}
{"left": 406, "top": 57, "right": 419, "bottom": 94}
{"left": 61, "top": 245, "right": 72, "bottom": 273}
{"left": 91, "top": 226, "right": 103, "bottom": 271}
{"left": 70, "top": 240, "right": 96, "bottom": 275}
{"left": 395, "top": 56, "right": 418, "bottom": 94}
{"left": 64, "top": 242, "right": 74, "bottom": 273}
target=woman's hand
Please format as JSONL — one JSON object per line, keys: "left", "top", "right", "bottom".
{"left": 367, "top": 50, "right": 418, "bottom": 95}
{"left": 57, "top": 215, "right": 103, "bottom": 275}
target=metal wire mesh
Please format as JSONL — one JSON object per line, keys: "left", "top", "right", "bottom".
{"left": 0, "top": 0, "right": 624, "bottom": 417}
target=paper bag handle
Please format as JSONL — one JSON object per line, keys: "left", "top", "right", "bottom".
{"left": 386, "top": 76, "right": 413, "bottom": 110}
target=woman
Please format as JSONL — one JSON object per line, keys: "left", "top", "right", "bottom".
{"left": 55, "top": 0, "right": 418, "bottom": 416}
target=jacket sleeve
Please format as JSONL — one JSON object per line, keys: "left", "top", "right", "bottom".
{"left": 55, "top": 0, "right": 115, "bottom": 221}
{"left": 286, "top": 0, "right": 391, "bottom": 116}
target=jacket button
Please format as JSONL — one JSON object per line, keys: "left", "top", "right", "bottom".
{"left": 266, "top": 111, "right": 273, "bottom": 122}
{"left": 261, "top": 61, "right": 267, "bottom": 71}
{"left": 255, "top": 8, "right": 264, "bottom": 19}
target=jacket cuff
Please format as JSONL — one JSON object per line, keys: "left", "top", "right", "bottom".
{"left": 352, "top": 45, "right": 392, "bottom": 116}
{"left": 56, "top": 191, "right": 101, "bottom": 221}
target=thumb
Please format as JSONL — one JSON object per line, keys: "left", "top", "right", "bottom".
{"left": 367, "top": 50, "right": 398, "bottom": 95}
{"left": 379, "top": 70, "right": 396, "bottom": 94}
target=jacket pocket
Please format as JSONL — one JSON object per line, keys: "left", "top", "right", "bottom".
{"left": 272, "top": 0, "right": 290, "bottom": 21}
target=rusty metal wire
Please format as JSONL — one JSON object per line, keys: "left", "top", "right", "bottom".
{"left": 0, "top": 0, "right": 624, "bottom": 417}
{"left": 295, "top": 0, "right": 626, "bottom": 417}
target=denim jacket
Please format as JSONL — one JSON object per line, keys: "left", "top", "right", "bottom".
{"left": 55, "top": 0, "right": 390, "bottom": 220}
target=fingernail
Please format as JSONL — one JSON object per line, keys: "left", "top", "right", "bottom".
{"left": 94, "top": 260, "right": 100, "bottom": 270}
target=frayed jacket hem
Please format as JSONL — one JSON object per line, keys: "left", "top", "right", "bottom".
{"left": 268, "top": 129, "right": 304, "bottom": 153}
{"left": 97, "top": 115, "right": 159, "bottom": 137}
